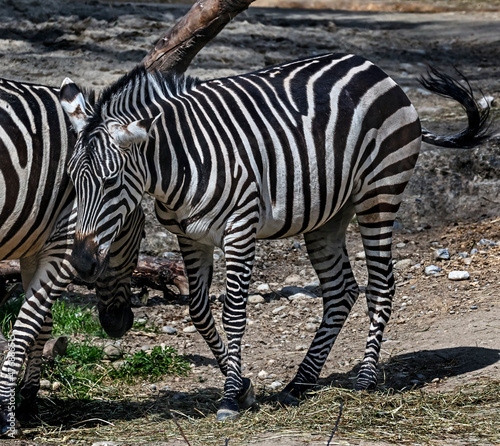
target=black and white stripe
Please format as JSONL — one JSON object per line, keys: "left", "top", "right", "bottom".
{"left": 61, "top": 53, "right": 488, "bottom": 420}
{"left": 0, "top": 78, "right": 145, "bottom": 436}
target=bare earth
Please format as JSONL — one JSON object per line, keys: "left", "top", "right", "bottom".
{"left": 0, "top": 1, "right": 499, "bottom": 445}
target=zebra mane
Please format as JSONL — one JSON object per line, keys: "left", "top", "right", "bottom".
{"left": 88, "top": 65, "right": 199, "bottom": 127}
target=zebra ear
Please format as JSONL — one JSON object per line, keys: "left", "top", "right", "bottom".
{"left": 60, "top": 78, "right": 89, "bottom": 134}
{"left": 109, "top": 114, "right": 162, "bottom": 148}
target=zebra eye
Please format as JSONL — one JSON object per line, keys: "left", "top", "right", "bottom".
{"left": 103, "top": 176, "right": 119, "bottom": 189}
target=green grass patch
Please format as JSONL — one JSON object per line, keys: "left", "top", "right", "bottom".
{"left": 109, "top": 346, "right": 190, "bottom": 382}
{"left": 0, "top": 294, "right": 24, "bottom": 338}
{"left": 52, "top": 299, "right": 105, "bottom": 337}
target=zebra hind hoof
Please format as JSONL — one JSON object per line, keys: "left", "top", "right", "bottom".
{"left": 238, "top": 377, "right": 256, "bottom": 410}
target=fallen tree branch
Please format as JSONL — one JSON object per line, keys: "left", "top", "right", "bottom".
{"left": 141, "top": 0, "right": 256, "bottom": 74}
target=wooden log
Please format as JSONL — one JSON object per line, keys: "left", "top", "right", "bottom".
{"left": 0, "top": 257, "right": 188, "bottom": 298}
{"left": 141, "top": 0, "right": 256, "bottom": 74}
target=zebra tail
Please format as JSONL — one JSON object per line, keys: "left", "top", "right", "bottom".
{"left": 418, "top": 66, "right": 490, "bottom": 149}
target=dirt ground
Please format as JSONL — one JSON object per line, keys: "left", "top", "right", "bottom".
{"left": 0, "top": 1, "right": 499, "bottom": 445}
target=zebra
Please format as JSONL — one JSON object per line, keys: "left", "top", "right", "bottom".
{"left": 0, "top": 78, "right": 145, "bottom": 436}
{"left": 59, "top": 53, "right": 489, "bottom": 421}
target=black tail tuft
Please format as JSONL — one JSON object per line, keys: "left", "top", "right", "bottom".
{"left": 418, "top": 66, "right": 490, "bottom": 149}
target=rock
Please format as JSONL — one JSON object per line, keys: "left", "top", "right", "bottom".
{"left": 40, "top": 379, "right": 51, "bottom": 390}
{"left": 448, "top": 271, "right": 470, "bottom": 281}
{"left": 355, "top": 251, "right": 366, "bottom": 261}
{"left": 162, "top": 326, "right": 177, "bottom": 335}
{"left": 284, "top": 273, "right": 301, "bottom": 284}
{"left": 103, "top": 344, "right": 122, "bottom": 358}
{"left": 304, "top": 280, "right": 320, "bottom": 290}
{"left": 256, "top": 283, "right": 270, "bottom": 292}
{"left": 304, "top": 323, "right": 316, "bottom": 333}
{"left": 43, "top": 336, "right": 68, "bottom": 359}
{"left": 295, "top": 345, "right": 307, "bottom": 351}
{"left": 395, "top": 242, "right": 406, "bottom": 248}
{"left": 424, "top": 265, "right": 442, "bottom": 276}
{"left": 140, "top": 345, "right": 152, "bottom": 351}
{"left": 248, "top": 294, "right": 265, "bottom": 304}
{"left": 183, "top": 325, "right": 197, "bottom": 333}
{"left": 478, "top": 238, "right": 498, "bottom": 246}
{"left": 434, "top": 248, "right": 450, "bottom": 260}
{"left": 280, "top": 286, "right": 316, "bottom": 299}
{"left": 272, "top": 305, "right": 287, "bottom": 314}
{"left": 52, "top": 381, "right": 62, "bottom": 391}
{"left": 394, "top": 259, "right": 412, "bottom": 270}
{"left": 258, "top": 370, "right": 268, "bottom": 380}
{"left": 267, "top": 381, "right": 283, "bottom": 390}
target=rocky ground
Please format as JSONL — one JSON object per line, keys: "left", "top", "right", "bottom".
{"left": 0, "top": 0, "right": 499, "bottom": 444}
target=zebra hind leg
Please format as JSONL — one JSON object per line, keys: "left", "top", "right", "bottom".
{"left": 354, "top": 214, "right": 396, "bottom": 391}
{"left": 279, "top": 209, "right": 359, "bottom": 404}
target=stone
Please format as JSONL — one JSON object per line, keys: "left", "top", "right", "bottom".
{"left": 304, "top": 323, "right": 316, "bottom": 333}
{"left": 280, "top": 286, "right": 316, "bottom": 299}
{"left": 272, "top": 305, "right": 287, "bottom": 314}
{"left": 256, "top": 283, "right": 270, "bottom": 292}
{"left": 162, "top": 326, "right": 177, "bottom": 335}
{"left": 396, "top": 242, "right": 406, "bottom": 248}
{"left": 248, "top": 294, "right": 265, "bottom": 304}
{"left": 183, "top": 325, "right": 197, "bottom": 333}
{"left": 43, "top": 336, "right": 68, "bottom": 359}
{"left": 284, "top": 274, "right": 301, "bottom": 284}
{"left": 267, "top": 381, "right": 283, "bottom": 390}
{"left": 52, "top": 381, "right": 62, "bottom": 391}
{"left": 258, "top": 370, "right": 268, "bottom": 380}
{"left": 40, "top": 379, "right": 51, "bottom": 390}
{"left": 424, "top": 265, "right": 442, "bottom": 276}
{"left": 394, "top": 259, "right": 412, "bottom": 270}
{"left": 448, "top": 271, "right": 470, "bottom": 281}
{"left": 434, "top": 248, "right": 450, "bottom": 260}
{"left": 103, "top": 344, "right": 122, "bottom": 358}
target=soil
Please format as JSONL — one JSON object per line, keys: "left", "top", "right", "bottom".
{"left": 0, "top": 1, "right": 499, "bottom": 445}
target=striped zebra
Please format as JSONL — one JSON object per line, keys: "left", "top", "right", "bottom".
{"left": 59, "top": 53, "right": 489, "bottom": 421}
{"left": 0, "top": 78, "right": 145, "bottom": 436}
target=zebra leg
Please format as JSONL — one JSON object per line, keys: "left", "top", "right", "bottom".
{"left": 177, "top": 237, "right": 229, "bottom": 375}
{"left": 16, "top": 314, "right": 53, "bottom": 422}
{"left": 216, "top": 220, "right": 258, "bottom": 421}
{"left": 353, "top": 212, "right": 396, "bottom": 391}
{"left": 279, "top": 209, "right": 359, "bottom": 404}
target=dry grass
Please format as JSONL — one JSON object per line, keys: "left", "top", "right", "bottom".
{"left": 24, "top": 379, "right": 499, "bottom": 445}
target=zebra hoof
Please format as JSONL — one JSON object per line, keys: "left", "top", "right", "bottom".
{"left": 216, "top": 407, "right": 239, "bottom": 422}
{"left": 354, "top": 367, "right": 378, "bottom": 391}
{"left": 276, "top": 381, "right": 309, "bottom": 406}
{"left": 238, "top": 377, "right": 256, "bottom": 410}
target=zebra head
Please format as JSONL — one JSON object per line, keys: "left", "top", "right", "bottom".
{"left": 60, "top": 77, "right": 158, "bottom": 282}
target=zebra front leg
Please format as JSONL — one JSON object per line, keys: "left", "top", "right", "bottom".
{"left": 279, "top": 212, "right": 359, "bottom": 404}
{"left": 354, "top": 215, "right": 395, "bottom": 391}
{"left": 216, "top": 221, "right": 258, "bottom": 421}
{"left": 178, "top": 237, "right": 229, "bottom": 376}
{"left": 16, "top": 314, "right": 53, "bottom": 422}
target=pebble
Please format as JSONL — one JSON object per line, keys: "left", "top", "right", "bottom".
{"left": 141, "top": 345, "right": 152, "bottom": 351}
{"left": 280, "top": 286, "right": 316, "bottom": 299}
{"left": 248, "top": 294, "right": 265, "bottom": 304}
{"left": 295, "top": 345, "right": 308, "bottom": 351}
{"left": 424, "top": 265, "right": 442, "bottom": 276}
{"left": 103, "top": 344, "right": 122, "bottom": 358}
{"left": 40, "top": 379, "right": 51, "bottom": 390}
{"left": 394, "top": 259, "right": 412, "bottom": 270}
{"left": 162, "top": 326, "right": 177, "bottom": 335}
{"left": 284, "top": 273, "right": 301, "bottom": 284}
{"left": 448, "top": 271, "right": 470, "bottom": 281}
{"left": 183, "top": 325, "right": 197, "bottom": 333}
{"left": 396, "top": 242, "right": 406, "bottom": 249}
{"left": 256, "top": 283, "right": 270, "bottom": 292}
{"left": 267, "top": 381, "right": 283, "bottom": 390}
{"left": 478, "top": 238, "right": 498, "bottom": 246}
{"left": 434, "top": 248, "right": 450, "bottom": 261}
{"left": 304, "top": 322, "right": 316, "bottom": 333}
{"left": 92, "top": 442, "right": 120, "bottom": 446}
{"left": 52, "top": 381, "right": 62, "bottom": 391}
{"left": 272, "top": 305, "right": 287, "bottom": 314}
{"left": 258, "top": 370, "right": 269, "bottom": 380}
{"left": 470, "top": 305, "right": 478, "bottom": 310}
{"left": 355, "top": 251, "right": 366, "bottom": 261}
